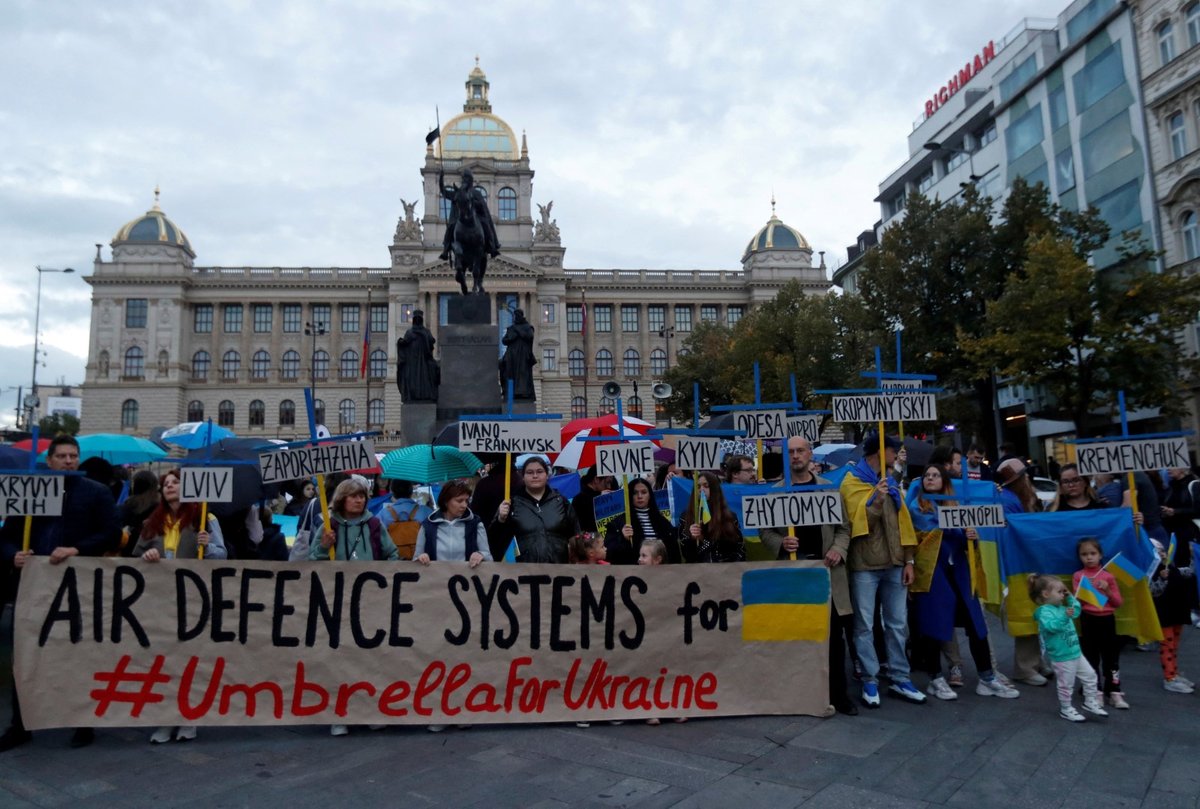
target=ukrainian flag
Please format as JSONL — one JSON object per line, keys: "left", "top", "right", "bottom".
{"left": 741, "top": 567, "right": 830, "bottom": 642}
{"left": 1075, "top": 575, "right": 1108, "bottom": 609}
{"left": 1104, "top": 552, "right": 1143, "bottom": 588}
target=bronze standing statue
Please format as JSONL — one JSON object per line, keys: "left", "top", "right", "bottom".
{"left": 396, "top": 309, "right": 440, "bottom": 402}
{"left": 499, "top": 308, "right": 536, "bottom": 400}
{"left": 440, "top": 169, "right": 500, "bottom": 295}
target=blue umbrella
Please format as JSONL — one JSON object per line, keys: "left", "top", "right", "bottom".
{"left": 160, "top": 421, "right": 236, "bottom": 450}
{"left": 40, "top": 434, "right": 169, "bottom": 465}
{"left": 0, "top": 445, "right": 33, "bottom": 470}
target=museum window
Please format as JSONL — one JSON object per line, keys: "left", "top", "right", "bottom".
{"left": 223, "top": 304, "right": 243, "bottom": 333}
{"left": 498, "top": 186, "right": 517, "bottom": 221}
{"left": 700, "top": 304, "right": 719, "bottom": 323}
{"left": 339, "top": 399, "right": 356, "bottom": 431}
{"left": 340, "top": 304, "right": 359, "bottom": 334}
{"left": 281, "top": 350, "right": 300, "bottom": 380}
{"left": 370, "top": 349, "right": 387, "bottom": 378}
{"left": 598, "top": 396, "right": 616, "bottom": 416}
{"left": 623, "top": 348, "right": 640, "bottom": 377}
{"left": 252, "top": 350, "right": 271, "bottom": 379}
{"left": 1183, "top": 211, "right": 1200, "bottom": 261}
{"left": 1170, "top": 112, "right": 1188, "bottom": 160}
{"left": 567, "top": 304, "right": 583, "bottom": 333}
{"left": 571, "top": 396, "right": 587, "bottom": 419}
{"left": 310, "top": 303, "right": 331, "bottom": 330}
{"left": 121, "top": 399, "right": 138, "bottom": 429}
{"left": 313, "top": 399, "right": 325, "bottom": 425}
{"left": 1190, "top": 3, "right": 1200, "bottom": 47}
{"left": 370, "top": 304, "right": 388, "bottom": 334}
{"left": 1093, "top": 180, "right": 1142, "bottom": 236}
{"left": 947, "top": 149, "right": 969, "bottom": 171}
{"left": 248, "top": 399, "right": 265, "bottom": 427}
{"left": 542, "top": 302, "right": 556, "bottom": 323}
{"left": 279, "top": 399, "right": 295, "bottom": 427}
{"left": 727, "top": 305, "right": 744, "bottom": 326}
{"left": 187, "top": 401, "right": 204, "bottom": 422}
{"left": 1066, "top": 0, "right": 1115, "bottom": 44}
{"left": 253, "top": 304, "right": 272, "bottom": 333}
{"left": 648, "top": 304, "right": 666, "bottom": 333}
{"left": 282, "top": 304, "right": 302, "bottom": 333}
{"left": 977, "top": 123, "right": 997, "bottom": 146}
{"left": 595, "top": 348, "right": 613, "bottom": 377}
{"left": 674, "top": 305, "right": 692, "bottom": 332}
{"left": 192, "top": 350, "right": 210, "bottom": 380}
{"left": 650, "top": 349, "right": 667, "bottom": 376}
{"left": 218, "top": 400, "right": 234, "bottom": 427}
{"left": 368, "top": 399, "right": 385, "bottom": 426}
{"left": 123, "top": 346, "right": 144, "bottom": 379}
{"left": 569, "top": 349, "right": 585, "bottom": 377}
{"left": 621, "top": 305, "right": 639, "bottom": 332}
{"left": 999, "top": 55, "right": 1036, "bottom": 103}
{"left": 1160, "top": 21, "right": 1177, "bottom": 65}
{"left": 916, "top": 170, "right": 935, "bottom": 194}
{"left": 594, "top": 304, "right": 612, "bottom": 333}
{"left": 312, "top": 350, "right": 329, "bottom": 381}
{"left": 194, "top": 304, "right": 213, "bottom": 333}
{"left": 341, "top": 350, "right": 359, "bottom": 378}
{"left": 125, "top": 299, "right": 148, "bottom": 329}
{"left": 628, "top": 395, "right": 643, "bottom": 419}
{"left": 542, "top": 348, "right": 557, "bottom": 371}
{"left": 222, "top": 350, "right": 240, "bottom": 380}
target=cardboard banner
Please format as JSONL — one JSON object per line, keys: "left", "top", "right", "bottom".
{"left": 741, "top": 491, "right": 844, "bottom": 530}
{"left": 786, "top": 416, "right": 821, "bottom": 444}
{"left": 596, "top": 441, "right": 655, "bottom": 478}
{"left": 595, "top": 489, "right": 671, "bottom": 536}
{"left": 259, "top": 439, "right": 377, "bottom": 484}
{"left": 733, "top": 410, "right": 786, "bottom": 441}
{"left": 830, "top": 393, "right": 937, "bottom": 423}
{"left": 936, "top": 504, "right": 1005, "bottom": 530}
{"left": 14, "top": 558, "right": 832, "bottom": 728}
{"left": 1074, "top": 437, "right": 1189, "bottom": 476}
{"left": 0, "top": 474, "right": 64, "bottom": 517}
{"left": 676, "top": 437, "right": 724, "bottom": 472}
{"left": 458, "top": 421, "right": 561, "bottom": 455}
{"left": 179, "top": 467, "right": 235, "bottom": 503}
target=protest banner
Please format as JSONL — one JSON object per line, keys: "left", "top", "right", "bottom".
{"left": 786, "top": 415, "right": 821, "bottom": 444}
{"left": 830, "top": 393, "right": 937, "bottom": 423}
{"left": 732, "top": 410, "right": 786, "bottom": 441}
{"left": 596, "top": 441, "right": 655, "bottom": 479}
{"left": 14, "top": 558, "right": 832, "bottom": 728}
{"left": 1074, "top": 436, "right": 1189, "bottom": 476}
{"left": 741, "top": 491, "right": 844, "bottom": 530}
{"left": 676, "top": 437, "right": 723, "bottom": 472}
{"left": 458, "top": 421, "right": 560, "bottom": 455}
{"left": 179, "top": 467, "right": 235, "bottom": 504}
{"left": 936, "top": 503, "right": 1005, "bottom": 530}
{"left": 0, "top": 474, "right": 64, "bottom": 517}
{"left": 259, "top": 438, "right": 377, "bottom": 484}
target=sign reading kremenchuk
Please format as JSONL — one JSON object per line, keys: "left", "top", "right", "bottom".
{"left": 15, "top": 559, "right": 831, "bottom": 728}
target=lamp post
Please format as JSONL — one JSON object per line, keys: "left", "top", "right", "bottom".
{"left": 305, "top": 320, "right": 327, "bottom": 425}
{"left": 657, "top": 326, "right": 675, "bottom": 427}
{"left": 923, "top": 141, "right": 981, "bottom": 187}
{"left": 28, "top": 266, "right": 75, "bottom": 429}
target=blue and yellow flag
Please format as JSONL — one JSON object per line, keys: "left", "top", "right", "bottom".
{"left": 502, "top": 538, "right": 519, "bottom": 563}
{"left": 1166, "top": 533, "right": 1178, "bottom": 565}
{"left": 1104, "top": 551, "right": 1143, "bottom": 588}
{"left": 840, "top": 469, "right": 917, "bottom": 548}
{"left": 699, "top": 490, "right": 712, "bottom": 524}
{"left": 741, "top": 567, "right": 830, "bottom": 642}
{"left": 1075, "top": 575, "right": 1108, "bottom": 609}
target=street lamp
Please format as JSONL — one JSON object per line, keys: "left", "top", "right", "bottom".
{"left": 657, "top": 327, "right": 675, "bottom": 427}
{"left": 305, "top": 320, "right": 327, "bottom": 424}
{"left": 28, "top": 266, "right": 75, "bottom": 429}
{"left": 923, "top": 141, "right": 981, "bottom": 187}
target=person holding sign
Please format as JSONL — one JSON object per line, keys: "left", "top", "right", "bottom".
{"left": 491, "top": 456, "right": 580, "bottom": 564}
{"left": 1049, "top": 464, "right": 1104, "bottom": 511}
{"left": 907, "top": 465, "right": 1019, "bottom": 702}
{"left": 996, "top": 459, "right": 1053, "bottom": 687}
{"left": 135, "top": 469, "right": 228, "bottom": 565}
{"left": 603, "top": 478, "right": 681, "bottom": 565}
{"left": 678, "top": 472, "right": 745, "bottom": 563}
{"left": 413, "top": 481, "right": 492, "bottom": 568}
{"left": 308, "top": 478, "right": 397, "bottom": 564}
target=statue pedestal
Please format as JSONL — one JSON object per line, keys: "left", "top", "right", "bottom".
{"left": 400, "top": 402, "right": 437, "bottom": 445}
{"left": 436, "top": 293, "right": 502, "bottom": 435}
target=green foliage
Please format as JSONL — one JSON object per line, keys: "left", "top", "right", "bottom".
{"left": 38, "top": 412, "right": 80, "bottom": 436}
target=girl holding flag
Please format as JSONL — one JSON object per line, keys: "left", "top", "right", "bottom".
{"left": 1150, "top": 538, "right": 1195, "bottom": 693}
{"left": 678, "top": 471, "right": 745, "bottom": 563}
{"left": 1072, "top": 538, "right": 1127, "bottom": 708}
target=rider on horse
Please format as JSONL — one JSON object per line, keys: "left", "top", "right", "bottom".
{"left": 439, "top": 169, "right": 501, "bottom": 261}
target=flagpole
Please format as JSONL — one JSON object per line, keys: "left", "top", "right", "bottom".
{"left": 364, "top": 289, "right": 372, "bottom": 436}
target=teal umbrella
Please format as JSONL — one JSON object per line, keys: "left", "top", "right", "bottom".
{"left": 380, "top": 444, "right": 483, "bottom": 483}
{"left": 40, "top": 434, "right": 170, "bottom": 465}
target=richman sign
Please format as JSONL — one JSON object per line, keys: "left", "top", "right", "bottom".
{"left": 924, "top": 40, "right": 996, "bottom": 118}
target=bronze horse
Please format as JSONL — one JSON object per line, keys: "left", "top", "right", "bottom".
{"left": 450, "top": 185, "right": 488, "bottom": 295}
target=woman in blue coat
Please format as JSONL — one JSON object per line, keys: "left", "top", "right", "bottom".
{"left": 908, "top": 464, "right": 1020, "bottom": 701}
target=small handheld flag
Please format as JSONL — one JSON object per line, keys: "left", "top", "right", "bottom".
{"left": 1166, "top": 533, "right": 1178, "bottom": 566}
{"left": 1075, "top": 575, "right": 1109, "bottom": 609}
{"left": 699, "top": 489, "right": 711, "bottom": 525}
{"left": 502, "top": 537, "right": 519, "bottom": 563}
{"left": 1103, "top": 552, "right": 1143, "bottom": 588}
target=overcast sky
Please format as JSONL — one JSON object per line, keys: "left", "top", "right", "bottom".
{"left": 0, "top": 0, "right": 1052, "bottom": 427}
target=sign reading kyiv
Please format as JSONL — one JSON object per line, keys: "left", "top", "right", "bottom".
{"left": 676, "top": 437, "right": 723, "bottom": 472}
{"left": 596, "top": 441, "right": 655, "bottom": 478}
{"left": 259, "top": 439, "right": 377, "bottom": 484}
{"left": 831, "top": 393, "right": 937, "bottom": 423}
{"left": 179, "top": 467, "right": 234, "bottom": 503}
{"left": 457, "top": 421, "right": 560, "bottom": 455}
{"left": 937, "top": 504, "right": 1005, "bottom": 530}
{"left": 741, "top": 491, "right": 844, "bottom": 530}
{"left": 0, "top": 474, "right": 64, "bottom": 517}
{"left": 1075, "top": 437, "right": 1190, "bottom": 476}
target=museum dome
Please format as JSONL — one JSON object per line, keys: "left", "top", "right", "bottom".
{"left": 437, "top": 59, "right": 520, "bottom": 160}
{"left": 742, "top": 201, "right": 811, "bottom": 262}
{"left": 112, "top": 188, "right": 194, "bottom": 255}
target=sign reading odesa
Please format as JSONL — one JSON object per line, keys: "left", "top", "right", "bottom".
{"left": 923, "top": 40, "right": 996, "bottom": 118}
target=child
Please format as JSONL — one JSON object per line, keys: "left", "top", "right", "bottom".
{"left": 638, "top": 539, "right": 667, "bottom": 566}
{"left": 1072, "top": 538, "right": 1127, "bottom": 709}
{"left": 1149, "top": 538, "right": 1195, "bottom": 693}
{"left": 569, "top": 531, "right": 609, "bottom": 565}
{"left": 1028, "top": 573, "right": 1108, "bottom": 722}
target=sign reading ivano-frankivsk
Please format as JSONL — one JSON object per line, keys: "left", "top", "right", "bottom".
{"left": 458, "top": 421, "right": 560, "bottom": 455}
{"left": 1075, "top": 436, "right": 1190, "bottom": 476}
{"left": 0, "top": 474, "right": 64, "bottom": 517}
{"left": 259, "top": 439, "right": 377, "bottom": 484}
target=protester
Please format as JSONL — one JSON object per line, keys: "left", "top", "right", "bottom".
{"left": 1028, "top": 573, "right": 1108, "bottom": 721}
{"left": 413, "top": 480, "right": 490, "bottom": 568}
{"left": 284, "top": 479, "right": 316, "bottom": 517}
{"left": 1050, "top": 464, "right": 1103, "bottom": 511}
{"left": 1072, "top": 537, "right": 1127, "bottom": 708}
{"left": 604, "top": 478, "right": 680, "bottom": 564}
{"left": 1149, "top": 538, "right": 1195, "bottom": 694}
{"left": 119, "top": 469, "right": 161, "bottom": 557}
{"left": 309, "top": 478, "right": 397, "bottom": 563}
{"left": 1124, "top": 471, "right": 1168, "bottom": 543}
{"left": 377, "top": 478, "right": 432, "bottom": 560}
{"left": 1093, "top": 472, "right": 1123, "bottom": 508}
{"left": 723, "top": 454, "right": 756, "bottom": 485}
{"left": 572, "top": 468, "right": 611, "bottom": 532}
{"left": 653, "top": 463, "right": 677, "bottom": 491}
{"left": 997, "top": 458, "right": 1052, "bottom": 687}
{"left": 1160, "top": 467, "right": 1198, "bottom": 550}
{"left": 491, "top": 456, "right": 579, "bottom": 563}
{"left": 568, "top": 531, "right": 609, "bottom": 564}
{"left": 638, "top": 539, "right": 667, "bottom": 566}
{"left": 964, "top": 443, "right": 992, "bottom": 481}
{"left": 471, "top": 460, "right": 518, "bottom": 540}
{"left": 678, "top": 471, "right": 745, "bottom": 563}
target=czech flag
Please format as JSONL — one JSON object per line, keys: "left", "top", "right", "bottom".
{"left": 741, "top": 567, "right": 830, "bottom": 642}
{"left": 359, "top": 318, "right": 371, "bottom": 377}
{"left": 1075, "top": 575, "right": 1108, "bottom": 609}
{"left": 1104, "top": 552, "right": 1144, "bottom": 588}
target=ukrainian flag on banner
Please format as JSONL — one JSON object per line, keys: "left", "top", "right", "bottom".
{"left": 741, "top": 567, "right": 830, "bottom": 642}
{"left": 1000, "top": 510, "right": 1162, "bottom": 642}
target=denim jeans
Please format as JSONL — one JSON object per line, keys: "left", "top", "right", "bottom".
{"left": 850, "top": 566, "right": 910, "bottom": 683}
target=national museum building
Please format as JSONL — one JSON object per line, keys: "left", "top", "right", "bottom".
{"left": 81, "top": 63, "right": 830, "bottom": 445}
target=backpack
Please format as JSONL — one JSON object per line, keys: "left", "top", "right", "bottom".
{"left": 385, "top": 503, "right": 421, "bottom": 560}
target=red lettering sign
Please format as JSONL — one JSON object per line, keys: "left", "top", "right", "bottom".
{"left": 922, "top": 40, "right": 995, "bottom": 118}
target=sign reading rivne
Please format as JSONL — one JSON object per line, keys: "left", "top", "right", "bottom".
{"left": 1075, "top": 437, "right": 1190, "bottom": 476}
{"left": 596, "top": 441, "right": 655, "bottom": 478}
{"left": 14, "top": 559, "right": 831, "bottom": 728}
{"left": 259, "top": 439, "right": 376, "bottom": 484}
{"left": 458, "top": 421, "right": 560, "bottom": 455}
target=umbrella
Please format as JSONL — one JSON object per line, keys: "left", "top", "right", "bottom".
{"left": 902, "top": 437, "right": 935, "bottom": 469}
{"left": 42, "top": 434, "right": 169, "bottom": 465}
{"left": 380, "top": 445, "right": 484, "bottom": 483}
{"left": 160, "top": 421, "right": 237, "bottom": 450}
{"left": 186, "top": 437, "right": 283, "bottom": 517}
{"left": 654, "top": 447, "right": 675, "bottom": 465}
{"left": 813, "top": 443, "right": 861, "bottom": 468}
{"left": 12, "top": 437, "right": 51, "bottom": 453}
{"left": 555, "top": 414, "right": 659, "bottom": 471}
{"left": 0, "top": 446, "right": 34, "bottom": 470}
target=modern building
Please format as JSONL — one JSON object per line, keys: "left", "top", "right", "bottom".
{"left": 80, "top": 62, "right": 830, "bottom": 443}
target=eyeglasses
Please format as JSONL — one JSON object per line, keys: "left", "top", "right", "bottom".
{"left": 1061, "top": 477, "right": 1084, "bottom": 485}
{"left": 739, "top": 467, "right": 755, "bottom": 474}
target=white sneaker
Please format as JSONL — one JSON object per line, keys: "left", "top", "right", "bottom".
{"left": 149, "top": 726, "right": 173, "bottom": 744}
{"left": 1107, "top": 692, "right": 1130, "bottom": 709}
{"left": 175, "top": 726, "right": 197, "bottom": 741}
{"left": 926, "top": 677, "right": 957, "bottom": 701}
{"left": 1176, "top": 675, "right": 1195, "bottom": 689}
{"left": 1082, "top": 700, "right": 1108, "bottom": 717}
{"left": 1059, "top": 706, "right": 1086, "bottom": 722}
{"left": 1164, "top": 678, "right": 1195, "bottom": 694}
{"left": 330, "top": 724, "right": 349, "bottom": 736}
{"left": 427, "top": 724, "right": 447, "bottom": 733}
{"left": 976, "top": 678, "right": 1020, "bottom": 699}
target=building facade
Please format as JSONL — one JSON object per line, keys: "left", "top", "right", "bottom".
{"left": 81, "top": 63, "right": 830, "bottom": 444}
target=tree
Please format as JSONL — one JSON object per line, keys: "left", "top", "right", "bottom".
{"left": 38, "top": 412, "right": 79, "bottom": 436}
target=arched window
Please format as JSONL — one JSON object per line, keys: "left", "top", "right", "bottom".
{"left": 623, "top": 348, "right": 640, "bottom": 377}
{"left": 279, "top": 399, "right": 295, "bottom": 427}
{"left": 1160, "top": 21, "right": 1176, "bottom": 65}
{"left": 569, "top": 349, "right": 585, "bottom": 377}
{"left": 1184, "top": 211, "right": 1200, "bottom": 260}
{"left": 252, "top": 350, "right": 271, "bottom": 379}
{"left": 1170, "top": 111, "right": 1188, "bottom": 160}
{"left": 571, "top": 396, "right": 587, "bottom": 419}
{"left": 123, "top": 346, "right": 144, "bottom": 378}
{"left": 1190, "top": 3, "right": 1200, "bottom": 47}
{"left": 312, "top": 350, "right": 329, "bottom": 380}
{"left": 218, "top": 400, "right": 234, "bottom": 427}
{"left": 368, "top": 398, "right": 385, "bottom": 426}
{"left": 192, "top": 350, "right": 210, "bottom": 380}
{"left": 369, "top": 349, "right": 387, "bottom": 378}
{"left": 339, "top": 398, "right": 356, "bottom": 430}
{"left": 650, "top": 348, "right": 667, "bottom": 376}
{"left": 248, "top": 399, "right": 265, "bottom": 427}
{"left": 187, "top": 400, "right": 204, "bottom": 422}
{"left": 341, "top": 350, "right": 359, "bottom": 378}
{"left": 599, "top": 396, "right": 616, "bottom": 416}
{"left": 498, "top": 187, "right": 517, "bottom": 221}
{"left": 595, "top": 348, "right": 613, "bottom": 377}
{"left": 281, "top": 350, "right": 300, "bottom": 380}
{"left": 477, "top": 186, "right": 488, "bottom": 201}
{"left": 628, "top": 395, "right": 644, "bottom": 419}
{"left": 121, "top": 399, "right": 139, "bottom": 428}
{"left": 222, "top": 350, "right": 240, "bottom": 380}
{"left": 314, "top": 398, "right": 326, "bottom": 425}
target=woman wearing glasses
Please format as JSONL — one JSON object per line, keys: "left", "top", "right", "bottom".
{"left": 1049, "top": 464, "right": 1104, "bottom": 512}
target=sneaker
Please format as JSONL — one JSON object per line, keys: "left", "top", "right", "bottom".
{"left": 330, "top": 724, "right": 349, "bottom": 736}
{"left": 1107, "top": 692, "right": 1130, "bottom": 709}
{"left": 1059, "top": 706, "right": 1086, "bottom": 722}
{"left": 427, "top": 725, "right": 447, "bottom": 733}
{"left": 1164, "top": 678, "right": 1195, "bottom": 694}
{"left": 0, "top": 727, "right": 33, "bottom": 753}
{"left": 889, "top": 681, "right": 928, "bottom": 704}
{"left": 861, "top": 682, "right": 881, "bottom": 708}
{"left": 149, "top": 727, "right": 173, "bottom": 744}
{"left": 926, "top": 677, "right": 958, "bottom": 701}
{"left": 1135, "top": 642, "right": 1157, "bottom": 652}
{"left": 575, "top": 721, "right": 591, "bottom": 728}
{"left": 994, "top": 671, "right": 1014, "bottom": 687}
{"left": 1017, "top": 673, "right": 1048, "bottom": 686}
{"left": 976, "top": 678, "right": 1020, "bottom": 699}
{"left": 1082, "top": 700, "right": 1108, "bottom": 717}
{"left": 947, "top": 665, "right": 964, "bottom": 688}
{"left": 175, "top": 726, "right": 197, "bottom": 741}
{"left": 1176, "top": 675, "right": 1195, "bottom": 689}
{"left": 646, "top": 718, "right": 661, "bottom": 726}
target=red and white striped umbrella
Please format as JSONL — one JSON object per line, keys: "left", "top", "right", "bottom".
{"left": 553, "top": 414, "right": 659, "bottom": 470}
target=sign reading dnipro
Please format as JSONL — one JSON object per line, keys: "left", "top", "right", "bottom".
{"left": 0, "top": 474, "right": 63, "bottom": 517}
{"left": 831, "top": 393, "right": 937, "bottom": 423}
{"left": 676, "top": 437, "right": 724, "bottom": 472}
{"left": 15, "top": 559, "right": 832, "bottom": 728}
{"left": 786, "top": 416, "right": 821, "bottom": 444}
{"left": 1075, "top": 437, "right": 1190, "bottom": 476}
{"left": 741, "top": 491, "right": 844, "bottom": 530}
{"left": 458, "top": 421, "right": 560, "bottom": 455}
{"left": 936, "top": 504, "right": 1005, "bottom": 530}
{"left": 596, "top": 441, "right": 655, "bottom": 478}
{"left": 179, "top": 467, "right": 235, "bottom": 504}
{"left": 733, "top": 410, "right": 786, "bottom": 441}
{"left": 258, "top": 439, "right": 376, "bottom": 484}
